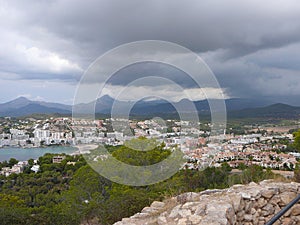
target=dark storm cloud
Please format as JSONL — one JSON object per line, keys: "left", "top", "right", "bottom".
{"left": 31, "top": 0, "right": 300, "bottom": 57}
{"left": 102, "top": 62, "right": 197, "bottom": 88}
{"left": 1, "top": 0, "right": 300, "bottom": 103}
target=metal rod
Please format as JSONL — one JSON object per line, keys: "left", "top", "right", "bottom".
{"left": 265, "top": 194, "right": 300, "bottom": 225}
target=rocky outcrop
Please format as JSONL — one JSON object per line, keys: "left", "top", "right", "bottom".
{"left": 114, "top": 180, "right": 300, "bottom": 225}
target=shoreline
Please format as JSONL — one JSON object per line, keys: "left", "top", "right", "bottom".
{"left": 71, "top": 144, "right": 99, "bottom": 155}
{"left": 0, "top": 146, "right": 78, "bottom": 162}
{"left": 0, "top": 144, "right": 73, "bottom": 150}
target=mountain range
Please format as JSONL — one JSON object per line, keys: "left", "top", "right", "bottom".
{"left": 0, "top": 95, "right": 299, "bottom": 119}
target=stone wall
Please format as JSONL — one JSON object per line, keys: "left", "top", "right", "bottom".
{"left": 114, "top": 180, "right": 300, "bottom": 225}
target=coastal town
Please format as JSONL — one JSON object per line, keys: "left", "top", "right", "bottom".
{"left": 0, "top": 116, "right": 299, "bottom": 177}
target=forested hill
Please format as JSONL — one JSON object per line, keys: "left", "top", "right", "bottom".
{"left": 0, "top": 142, "right": 281, "bottom": 225}
{"left": 3, "top": 96, "right": 299, "bottom": 119}
{"left": 228, "top": 103, "right": 300, "bottom": 119}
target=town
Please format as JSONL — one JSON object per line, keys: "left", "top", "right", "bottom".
{"left": 0, "top": 116, "right": 299, "bottom": 177}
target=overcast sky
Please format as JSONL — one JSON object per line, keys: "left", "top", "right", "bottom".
{"left": 1, "top": 0, "right": 300, "bottom": 105}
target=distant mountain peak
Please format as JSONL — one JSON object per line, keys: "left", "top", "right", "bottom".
{"left": 269, "top": 103, "right": 294, "bottom": 108}
{"left": 0, "top": 96, "right": 32, "bottom": 111}
{"left": 0, "top": 96, "right": 299, "bottom": 118}
{"left": 16, "top": 96, "right": 28, "bottom": 100}
{"left": 98, "top": 95, "right": 115, "bottom": 103}
{"left": 10, "top": 96, "right": 31, "bottom": 103}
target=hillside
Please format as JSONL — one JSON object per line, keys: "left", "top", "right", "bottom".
{"left": 229, "top": 103, "right": 300, "bottom": 119}
{"left": 0, "top": 96, "right": 299, "bottom": 119}
{"left": 0, "top": 144, "right": 279, "bottom": 225}
{"left": 0, "top": 97, "right": 72, "bottom": 117}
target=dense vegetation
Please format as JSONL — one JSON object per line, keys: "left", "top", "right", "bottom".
{"left": 0, "top": 141, "right": 285, "bottom": 225}
{"left": 293, "top": 129, "right": 300, "bottom": 151}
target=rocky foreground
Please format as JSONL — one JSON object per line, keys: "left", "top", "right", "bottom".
{"left": 114, "top": 180, "right": 300, "bottom": 225}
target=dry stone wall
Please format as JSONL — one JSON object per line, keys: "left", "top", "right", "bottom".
{"left": 114, "top": 180, "right": 300, "bottom": 225}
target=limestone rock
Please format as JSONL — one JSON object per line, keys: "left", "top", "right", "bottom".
{"left": 113, "top": 181, "right": 300, "bottom": 225}
{"left": 176, "top": 192, "right": 199, "bottom": 204}
{"left": 291, "top": 204, "right": 300, "bottom": 216}
{"left": 150, "top": 201, "right": 165, "bottom": 209}
{"left": 279, "top": 192, "right": 297, "bottom": 206}
{"left": 261, "top": 189, "right": 276, "bottom": 199}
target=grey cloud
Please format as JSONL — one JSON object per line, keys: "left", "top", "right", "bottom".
{"left": 1, "top": 0, "right": 300, "bottom": 104}
{"left": 7, "top": 0, "right": 300, "bottom": 60}
{"left": 203, "top": 44, "right": 300, "bottom": 104}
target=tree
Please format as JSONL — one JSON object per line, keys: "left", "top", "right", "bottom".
{"left": 293, "top": 129, "right": 300, "bottom": 151}
{"left": 112, "top": 138, "right": 171, "bottom": 166}
{"left": 38, "top": 154, "right": 53, "bottom": 165}
{"left": 8, "top": 158, "right": 18, "bottom": 167}
{"left": 294, "top": 163, "right": 300, "bottom": 182}
{"left": 0, "top": 194, "right": 31, "bottom": 225}
{"left": 61, "top": 165, "right": 111, "bottom": 223}
{"left": 221, "top": 162, "right": 232, "bottom": 172}
{"left": 28, "top": 159, "right": 34, "bottom": 166}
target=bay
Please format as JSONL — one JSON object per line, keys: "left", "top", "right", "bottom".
{"left": 0, "top": 146, "right": 77, "bottom": 162}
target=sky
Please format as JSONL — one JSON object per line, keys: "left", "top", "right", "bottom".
{"left": 1, "top": 0, "right": 300, "bottom": 105}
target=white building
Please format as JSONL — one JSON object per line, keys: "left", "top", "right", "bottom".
{"left": 51, "top": 132, "right": 64, "bottom": 140}
{"left": 34, "top": 129, "right": 50, "bottom": 139}
{"left": 31, "top": 165, "right": 40, "bottom": 173}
